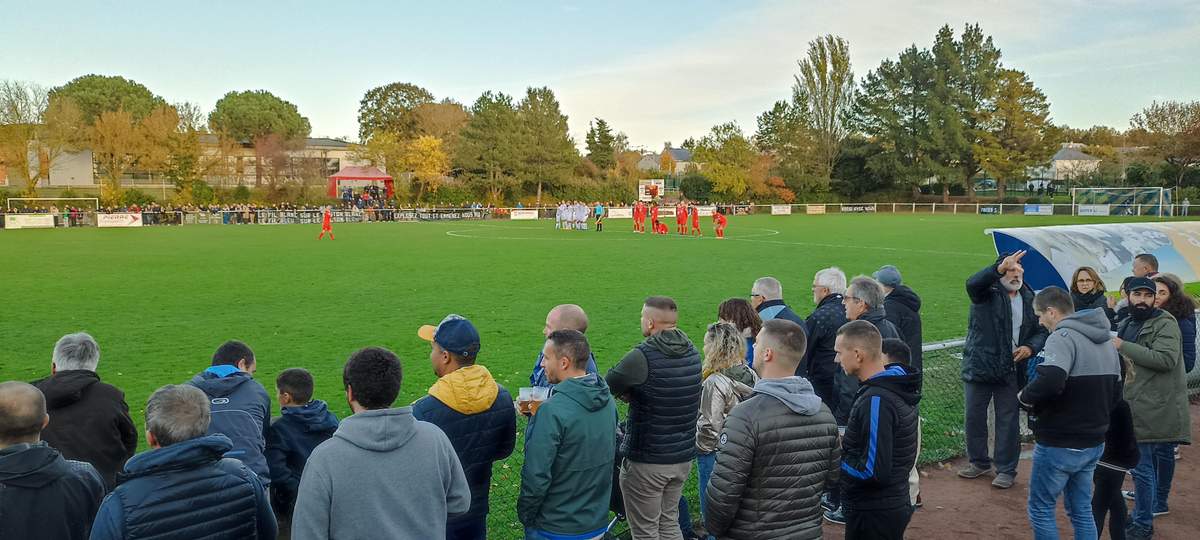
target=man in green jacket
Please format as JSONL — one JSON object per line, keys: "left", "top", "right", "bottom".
{"left": 1113, "top": 277, "right": 1191, "bottom": 540}
{"left": 519, "top": 329, "right": 617, "bottom": 540}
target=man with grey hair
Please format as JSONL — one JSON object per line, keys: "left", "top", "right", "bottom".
{"left": 751, "top": 276, "right": 806, "bottom": 328}
{"left": 805, "top": 267, "right": 849, "bottom": 411}
{"left": 529, "top": 304, "right": 599, "bottom": 388}
{"left": 90, "top": 384, "right": 277, "bottom": 540}
{"left": 0, "top": 381, "right": 106, "bottom": 540}
{"left": 32, "top": 332, "right": 137, "bottom": 489}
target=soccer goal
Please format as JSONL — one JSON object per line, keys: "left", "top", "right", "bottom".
{"left": 1071, "top": 187, "right": 1171, "bottom": 217}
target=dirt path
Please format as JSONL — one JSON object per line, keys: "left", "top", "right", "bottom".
{"left": 821, "top": 402, "right": 1198, "bottom": 539}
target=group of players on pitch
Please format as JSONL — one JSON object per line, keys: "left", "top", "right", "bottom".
{"left": 630, "top": 200, "right": 728, "bottom": 238}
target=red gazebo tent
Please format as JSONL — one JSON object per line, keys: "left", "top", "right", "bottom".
{"left": 328, "top": 166, "right": 394, "bottom": 198}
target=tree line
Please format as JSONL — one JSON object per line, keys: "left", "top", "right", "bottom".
{"left": 2, "top": 22, "right": 1197, "bottom": 207}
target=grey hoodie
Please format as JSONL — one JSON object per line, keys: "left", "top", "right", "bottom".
{"left": 1019, "top": 308, "right": 1122, "bottom": 448}
{"left": 752, "top": 376, "right": 824, "bottom": 415}
{"left": 291, "top": 407, "right": 470, "bottom": 540}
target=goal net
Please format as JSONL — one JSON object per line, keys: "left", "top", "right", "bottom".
{"left": 1071, "top": 187, "right": 1171, "bottom": 216}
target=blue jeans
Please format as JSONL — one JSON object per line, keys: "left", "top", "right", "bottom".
{"left": 1153, "top": 444, "right": 1176, "bottom": 513}
{"left": 1131, "top": 442, "right": 1170, "bottom": 528}
{"left": 1027, "top": 443, "right": 1103, "bottom": 540}
{"left": 678, "top": 452, "right": 717, "bottom": 538}
{"left": 524, "top": 527, "right": 606, "bottom": 540}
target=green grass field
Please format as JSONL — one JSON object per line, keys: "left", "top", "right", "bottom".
{"left": 0, "top": 212, "right": 1181, "bottom": 538}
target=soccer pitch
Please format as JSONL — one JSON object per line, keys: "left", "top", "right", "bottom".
{"left": 0, "top": 212, "right": 1176, "bottom": 537}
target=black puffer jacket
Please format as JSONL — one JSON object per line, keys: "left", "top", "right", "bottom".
{"left": 705, "top": 377, "right": 839, "bottom": 540}
{"left": 841, "top": 363, "right": 921, "bottom": 511}
{"left": 33, "top": 370, "right": 138, "bottom": 490}
{"left": 962, "top": 261, "right": 1048, "bottom": 384}
{"left": 801, "top": 293, "right": 847, "bottom": 383}
{"left": 835, "top": 308, "right": 901, "bottom": 426}
{"left": 884, "top": 285, "right": 924, "bottom": 372}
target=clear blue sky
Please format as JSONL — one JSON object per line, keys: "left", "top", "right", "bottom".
{"left": 4, "top": 0, "right": 1197, "bottom": 149}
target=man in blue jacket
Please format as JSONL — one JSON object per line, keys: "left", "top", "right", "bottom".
{"left": 414, "top": 315, "right": 517, "bottom": 540}
{"left": 751, "top": 276, "right": 806, "bottom": 327}
{"left": 187, "top": 340, "right": 273, "bottom": 484}
{"left": 530, "top": 304, "right": 598, "bottom": 389}
{"left": 90, "top": 384, "right": 277, "bottom": 540}
{"left": 830, "top": 321, "right": 921, "bottom": 539}
{"left": 266, "top": 367, "right": 338, "bottom": 530}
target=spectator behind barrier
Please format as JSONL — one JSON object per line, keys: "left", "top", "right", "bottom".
{"left": 186, "top": 340, "right": 273, "bottom": 484}
{"left": 265, "top": 367, "right": 338, "bottom": 534}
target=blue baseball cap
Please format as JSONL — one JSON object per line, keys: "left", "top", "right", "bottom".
{"left": 418, "top": 314, "right": 481, "bottom": 358}
{"left": 873, "top": 265, "right": 902, "bottom": 287}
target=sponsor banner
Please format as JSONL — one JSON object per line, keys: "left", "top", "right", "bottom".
{"left": 1078, "top": 204, "right": 1111, "bottom": 216}
{"left": 400, "top": 209, "right": 489, "bottom": 222}
{"left": 697, "top": 205, "right": 716, "bottom": 217}
{"left": 510, "top": 209, "right": 539, "bottom": 220}
{"left": 607, "top": 207, "right": 633, "bottom": 219}
{"left": 1024, "top": 204, "right": 1054, "bottom": 216}
{"left": 4, "top": 214, "right": 55, "bottom": 229}
{"left": 770, "top": 204, "right": 793, "bottom": 215}
{"left": 979, "top": 205, "right": 1001, "bottom": 215}
{"left": 97, "top": 213, "right": 143, "bottom": 228}
{"left": 989, "top": 222, "right": 1200, "bottom": 291}
{"left": 840, "top": 204, "right": 877, "bottom": 213}
{"left": 806, "top": 205, "right": 827, "bottom": 215}
{"left": 731, "top": 205, "right": 752, "bottom": 216}
{"left": 658, "top": 207, "right": 677, "bottom": 218}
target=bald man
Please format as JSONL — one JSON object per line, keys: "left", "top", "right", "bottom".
{"left": 606, "top": 296, "right": 702, "bottom": 540}
{"left": 529, "top": 304, "right": 598, "bottom": 388}
{"left": 0, "top": 381, "right": 105, "bottom": 540}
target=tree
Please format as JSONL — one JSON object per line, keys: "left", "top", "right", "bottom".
{"left": 1130, "top": 100, "right": 1200, "bottom": 192}
{"left": 793, "top": 34, "right": 855, "bottom": 183}
{"left": 854, "top": 45, "right": 936, "bottom": 196}
{"left": 355, "top": 132, "right": 449, "bottom": 202}
{"left": 357, "top": 82, "right": 435, "bottom": 141}
{"left": 454, "top": 91, "right": 523, "bottom": 203}
{"left": 754, "top": 96, "right": 824, "bottom": 196}
{"left": 585, "top": 118, "right": 617, "bottom": 170}
{"left": 679, "top": 171, "right": 713, "bottom": 201}
{"left": 692, "top": 122, "right": 755, "bottom": 200}
{"left": 0, "top": 81, "right": 86, "bottom": 196}
{"left": 412, "top": 100, "right": 469, "bottom": 152}
{"left": 48, "top": 74, "right": 165, "bottom": 125}
{"left": 974, "top": 69, "right": 1058, "bottom": 198}
{"left": 208, "top": 90, "right": 311, "bottom": 185}
{"left": 517, "top": 87, "right": 577, "bottom": 205}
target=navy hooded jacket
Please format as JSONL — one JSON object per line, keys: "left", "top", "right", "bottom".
{"left": 187, "top": 369, "right": 272, "bottom": 482}
{"left": 89, "top": 435, "right": 277, "bottom": 540}
{"left": 266, "top": 400, "right": 339, "bottom": 515}
{"left": 0, "top": 441, "right": 105, "bottom": 540}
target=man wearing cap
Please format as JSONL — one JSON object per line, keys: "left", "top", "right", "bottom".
{"left": 530, "top": 304, "right": 599, "bottom": 389}
{"left": 1114, "top": 277, "right": 1189, "bottom": 539}
{"left": 874, "top": 266, "right": 923, "bottom": 375}
{"left": 413, "top": 315, "right": 517, "bottom": 540}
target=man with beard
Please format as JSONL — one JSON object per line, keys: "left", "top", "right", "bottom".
{"left": 958, "top": 251, "right": 1048, "bottom": 490}
{"left": 1114, "top": 277, "right": 1190, "bottom": 540}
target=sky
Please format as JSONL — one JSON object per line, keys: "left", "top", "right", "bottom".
{"left": 3, "top": 0, "right": 1197, "bottom": 151}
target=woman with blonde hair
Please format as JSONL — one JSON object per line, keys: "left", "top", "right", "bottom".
{"left": 679, "top": 322, "right": 758, "bottom": 540}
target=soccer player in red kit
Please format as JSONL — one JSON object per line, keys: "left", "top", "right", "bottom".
{"left": 318, "top": 206, "right": 334, "bottom": 240}
{"left": 675, "top": 201, "right": 687, "bottom": 234}
{"left": 690, "top": 204, "right": 702, "bottom": 236}
{"left": 635, "top": 201, "right": 645, "bottom": 233}
{"left": 713, "top": 208, "right": 727, "bottom": 238}
{"left": 650, "top": 202, "right": 661, "bottom": 235}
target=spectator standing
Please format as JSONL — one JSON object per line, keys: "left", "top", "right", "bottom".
{"left": 0, "top": 381, "right": 105, "bottom": 540}
{"left": 1153, "top": 274, "right": 1196, "bottom": 373}
{"left": 32, "top": 332, "right": 137, "bottom": 490}
{"left": 186, "top": 340, "right": 273, "bottom": 484}
{"left": 89, "top": 384, "right": 277, "bottom": 539}
{"left": 519, "top": 330, "right": 617, "bottom": 540}
{"left": 959, "top": 251, "right": 1048, "bottom": 489}
{"left": 1093, "top": 391, "right": 1139, "bottom": 540}
{"left": 705, "top": 319, "right": 838, "bottom": 540}
{"left": 834, "top": 276, "right": 901, "bottom": 429}
{"left": 606, "top": 296, "right": 702, "bottom": 540}
{"left": 750, "top": 277, "right": 806, "bottom": 327}
{"left": 805, "top": 267, "right": 849, "bottom": 413}
{"left": 1114, "top": 277, "right": 1190, "bottom": 539}
{"left": 716, "top": 298, "right": 762, "bottom": 368}
{"left": 530, "top": 305, "right": 599, "bottom": 389}
{"left": 265, "top": 368, "right": 339, "bottom": 535}
{"left": 414, "top": 315, "right": 517, "bottom": 540}
{"left": 1070, "top": 266, "right": 1117, "bottom": 328}
{"left": 293, "top": 347, "right": 471, "bottom": 539}
{"left": 682, "top": 322, "right": 758, "bottom": 538}
{"left": 830, "top": 321, "right": 921, "bottom": 539}
{"left": 882, "top": 339, "right": 923, "bottom": 508}
{"left": 874, "top": 265, "right": 924, "bottom": 373}
{"left": 1018, "top": 287, "right": 1121, "bottom": 539}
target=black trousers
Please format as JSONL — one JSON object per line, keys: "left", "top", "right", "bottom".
{"left": 1093, "top": 465, "right": 1127, "bottom": 540}
{"left": 846, "top": 506, "right": 913, "bottom": 540}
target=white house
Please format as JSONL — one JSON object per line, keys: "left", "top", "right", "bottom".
{"left": 636, "top": 146, "right": 700, "bottom": 175}
{"left": 1027, "top": 143, "right": 1101, "bottom": 181}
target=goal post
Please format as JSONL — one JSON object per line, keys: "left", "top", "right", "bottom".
{"left": 6, "top": 197, "right": 101, "bottom": 211}
{"left": 1070, "top": 187, "right": 1171, "bottom": 217}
